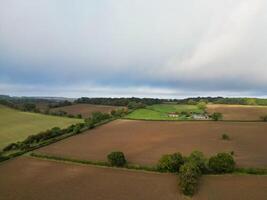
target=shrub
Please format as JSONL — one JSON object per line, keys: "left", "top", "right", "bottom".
{"left": 210, "top": 112, "right": 223, "bottom": 121}
{"left": 221, "top": 134, "right": 230, "bottom": 140}
{"left": 91, "top": 112, "right": 111, "bottom": 124}
{"left": 261, "top": 115, "right": 267, "bottom": 121}
{"left": 208, "top": 153, "right": 235, "bottom": 173}
{"left": 197, "top": 101, "right": 207, "bottom": 110}
{"left": 107, "top": 151, "right": 127, "bottom": 167}
{"left": 157, "top": 153, "right": 184, "bottom": 172}
{"left": 179, "top": 162, "right": 201, "bottom": 196}
{"left": 186, "top": 151, "right": 207, "bottom": 173}
{"left": 3, "top": 143, "right": 20, "bottom": 151}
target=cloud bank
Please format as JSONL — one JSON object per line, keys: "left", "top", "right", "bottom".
{"left": 0, "top": 0, "right": 267, "bottom": 97}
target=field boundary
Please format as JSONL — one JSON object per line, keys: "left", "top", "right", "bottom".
{"left": 29, "top": 152, "right": 267, "bottom": 176}
{"left": 29, "top": 152, "right": 159, "bottom": 173}
{"left": 0, "top": 117, "right": 118, "bottom": 163}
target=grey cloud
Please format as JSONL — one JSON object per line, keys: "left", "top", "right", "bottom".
{"left": 0, "top": 0, "right": 267, "bottom": 97}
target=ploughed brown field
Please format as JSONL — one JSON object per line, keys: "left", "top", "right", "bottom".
{"left": 38, "top": 120, "right": 267, "bottom": 168}
{"left": 1, "top": 157, "right": 267, "bottom": 200}
{"left": 193, "top": 175, "right": 267, "bottom": 200}
{"left": 50, "top": 104, "right": 125, "bottom": 118}
{"left": 0, "top": 157, "right": 179, "bottom": 200}
{"left": 207, "top": 104, "right": 267, "bottom": 121}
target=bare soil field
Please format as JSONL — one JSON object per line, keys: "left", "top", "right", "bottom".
{"left": 38, "top": 120, "right": 267, "bottom": 167}
{"left": 50, "top": 104, "right": 124, "bottom": 118}
{"left": 207, "top": 104, "right": 267, "bottom": 121}
{"left": 193, "top": 175, "right": 267, "bottom": 200}
{"left": 0, "top": 157, "right": 179, "bottom": 200}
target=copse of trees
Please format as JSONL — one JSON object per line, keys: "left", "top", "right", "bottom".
{"left": 48, "top": 100, "right": 72, "bottom": 108}
{"left": 110, "top": 108, "right": 128, "bottom": 117}
{"left": 177, "top": 97, "right": 267, "bottom": 106}
{"left": 74, "top": 97, "right": 163, "bottom": 106}
{"left": 210, "top": 112, "right": 223, "bottom": 121}
{"left": 155, "top": 151, "right": 236, "bottom": 196}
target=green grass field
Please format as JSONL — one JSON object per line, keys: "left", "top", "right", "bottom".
{"left": 0, "top": 105, "right": 83, "bottom": 150}
{"left": 126, "top": 104, "right": 203, "bottom": 120}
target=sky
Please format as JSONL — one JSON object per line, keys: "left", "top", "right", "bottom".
{"left": 0, "top": 0, "right": 267, "bottom": 98}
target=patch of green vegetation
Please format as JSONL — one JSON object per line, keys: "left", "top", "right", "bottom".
{"left": 125, "top": 104, "right": 203, "bottom": 120}
{"left": 0, "top": 105, "right": 83, "bottom": 149}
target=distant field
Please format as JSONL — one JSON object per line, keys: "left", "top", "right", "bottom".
{"left": 0, "top": 157, "right": 179, "bottom": 200}
{"left": 38, "top": 119, "right": 267, "bottom": 168}
{"left": 207, "top": 104, "right": 267, "bottom": 121}
{"left": 0, "top": 105, "right": 82, "bottom": 149}
{"left": 50, "top": 104, "right": 124, "bottom": 118}
{"left": 126, "top": 104, "right": 203, "bottom": 120}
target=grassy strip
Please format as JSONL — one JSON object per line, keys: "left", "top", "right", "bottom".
{"left": 234, "top": 168, "right": 267, "bottom": 175}
{"left": 30, "top": 152, "right": 158, "bottom": 172}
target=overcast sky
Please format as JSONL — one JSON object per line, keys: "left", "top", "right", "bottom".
{"left": 1, "top": 0, "right": 267, "bottom": 98}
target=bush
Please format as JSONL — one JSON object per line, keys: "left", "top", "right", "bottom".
{"left": 221, "top": 134, "right": 230, "bottom": 140}
{"left": 3, "top": 143, "right": 20, "bottom": 151}
{"left": 91, "top": 112, "right": 111, "bottom": 124}
{"left": 157, "top": 153, "right": 184, "bottom": 172}
{"left": 261, "top": 115, "right": 267, "bottom": 121}
{"left": 197, "top": 101, "right": 207, "bottom": 110}
{"left": 186, "top": 151, "right": 207, "bottom": 173}
{"left": 210, "top": 112, "right": 223, "bottom": 121}
{"left": 179, "top": 162, "right": 201, "bottom": 196}
{"left": 107, "top": 151, "right": 127, "bottom": 167}
{"left": 208, "top": 153, "right": 235, "bottom": 173}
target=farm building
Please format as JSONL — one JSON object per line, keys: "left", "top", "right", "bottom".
{"left": 192, "top": 114, "right": 209, "bottom": 120}
{"left": 168, "top": 112, "right": 179, "bottom": 117}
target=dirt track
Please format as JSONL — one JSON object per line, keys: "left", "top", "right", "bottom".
{"left": 207, "top": 104, "right": 267, "bottom": 121}
{"left": 38, "top": 120, "right": 267, "bottom": 167}
{"left": 50, "top": 104, "right": 124, "bottom": 118}
{"left": 0, "top": 157, "right": 179, "bottom": 200}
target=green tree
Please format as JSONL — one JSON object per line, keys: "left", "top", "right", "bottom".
{"left": 210, "top": 112, "right": 223, "bottom": 121}
{"left": 157, "top": 153, "right": 184, "bottom": 172}
{"left": 208, "top": 153, "right": 235, "bottom": 173}
{"left": 186, "top": 151, "right": 207, "bottom": 173}
{"left": 107, "top": 151, "right": 127, "bottom": 167}
{"left": 179, "top": 162, "right": 201, "bottom": 196}
{"left": 197, "top": 102, "right": 207, "bottom": 111}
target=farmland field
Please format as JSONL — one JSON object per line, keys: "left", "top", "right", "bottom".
{"left": 0, "top": 105, "right": 83, "bottom": 149}
{"left": 207, "top": 104, "right": 267, "bottom": 121}
{"left": 1, "top": 157, "right": 267, "bottom": 200}
{"left": 50, "top": 103, "right": 125, "bottom": 118}
{"left": 0, "top": 157, "right": 179, "bottom": 200}
{"left": 193, "top": 175, "right": 267, "bottom": 200}
{"left": 38, "top": 119, "right": 267, "bottom": 167}
{"left": 126, "top": 104, "right": 203, "bottom": 120}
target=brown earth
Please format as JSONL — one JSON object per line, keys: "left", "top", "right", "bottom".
{"left": 38, "top": 120, "right": 267, "bottom": 168}
{"left": 207, "top": 104, "right": 267, "bottom": 121}
{"left": 1, "top": 158, "right": 267, "bottom": 200}
{"left": 50, "top": 104, "right": 125, "bottom": 118}
{"left": 0, "top": 157, "right": 179, "bottom": 200}
{"left": 194, "top": 175, "right": 267, "bottom": 200}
